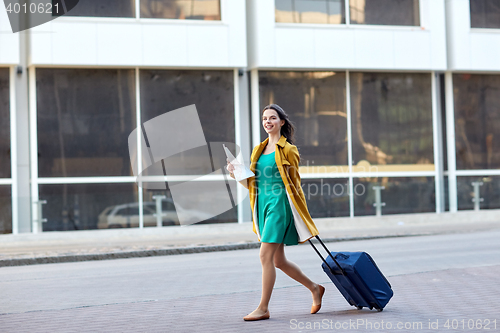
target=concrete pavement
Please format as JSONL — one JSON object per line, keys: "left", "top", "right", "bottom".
{"left": 1, "top": 229, "right": 500, "bottom": 332}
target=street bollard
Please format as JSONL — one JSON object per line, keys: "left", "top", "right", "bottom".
{"left": 33, "top": 200, "right": 47, "bottom": 234}
{"left": 372, "top": 186, "right": 386, "bottom": 217}
{"left": 471, "top": 182, "right": 484, "bottom": 211}
{"left": 152, "top": 195, "right": 166, "bottom": 227}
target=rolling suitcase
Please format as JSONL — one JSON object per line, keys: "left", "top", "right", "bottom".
{"left": 308, "top": 236, "right": 393, "bottom": 311}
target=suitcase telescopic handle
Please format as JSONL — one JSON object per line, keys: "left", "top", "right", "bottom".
{"left": 308, "top": 236, "right": 346, "bottom": 276}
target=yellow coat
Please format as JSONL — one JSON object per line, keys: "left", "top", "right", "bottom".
{"left": 244, "top": 135, "right": 319, "bottom": 243}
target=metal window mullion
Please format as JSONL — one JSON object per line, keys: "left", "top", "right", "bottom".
{"left": 250, "top": 69, "right": 260, "bottom": 148}
{"left": 135, "top": 67, "right": 143, "bottom": 229}
{"left": 345, "top": 0, "right": 350, "bottom": 26}
{"left": 346, "top": 71, "right": 354, "bottom": 218}
{"left": 135, "top": 0, "right": 140, "bottom": 19}
{"left": 9, "top": 66, "right": 18, "bottom": 234}
{"left": 456, "top": 170, "right": 500, "bottom": 176}
{"left": 445, "top": 72, "right": 457, "bottom": 212}
{"left": 29, "top": 66, "right": 40, "bottom": 233}
{"left": 431, "top": 71, "right": 443, "bottom": 213}
{"left": 233, "top": 68, "right": 245, "bottom": 223}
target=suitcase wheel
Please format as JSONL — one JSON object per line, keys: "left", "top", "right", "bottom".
{"left": 376, "top": 308, "right": 383, "bottom": 312}
{"left": 356, "top": 306, "right": 363, "bottom": 310}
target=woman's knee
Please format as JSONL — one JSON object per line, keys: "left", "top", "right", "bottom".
{"left": 259, "top": 243, "right": 279, "bottom": 264}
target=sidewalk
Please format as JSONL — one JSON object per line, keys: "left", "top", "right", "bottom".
{"left": 2, "top": 265, "right": 498, "bottom": 333}
{"left": 1, "top": 209, "right": 500, "bottom": 267}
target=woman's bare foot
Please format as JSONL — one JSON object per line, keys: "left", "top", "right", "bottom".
{"left": 245, "top": 308, "right": 268, "bottom": 317}
{"left": 311, "top": 284, "right": 322, "bottom": 305}
{"left": 310, "top": 284, "right": 325, "bottom": 314}
{"left": 243, "top": 307, "right": 270, "bottom": 321}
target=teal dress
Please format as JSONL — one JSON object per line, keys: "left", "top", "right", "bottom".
{"left": 256, "top": 151, "right": 299, "bottom": 246}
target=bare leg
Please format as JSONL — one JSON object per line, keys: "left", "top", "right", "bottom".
{"left": 246, "top": 242, "right": 281, "bottom": 317}
{"left": 274, "top": 243, "right": 323, "bottom": 305}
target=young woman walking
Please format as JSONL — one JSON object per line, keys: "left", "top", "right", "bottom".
{"left": 227, "top": 104, "right": 325, "bottom": 321}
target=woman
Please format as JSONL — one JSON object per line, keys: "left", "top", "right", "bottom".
{"left": 227, "top": 104, "right": 325, "bottom": 321}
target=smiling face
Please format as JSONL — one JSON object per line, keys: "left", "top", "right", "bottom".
{"left": 262, "top": 109, "right": 285, "bottom": 135}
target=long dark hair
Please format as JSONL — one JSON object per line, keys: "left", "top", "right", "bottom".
{"left": 262, "top": 104, "right": 296, "bottom": 145}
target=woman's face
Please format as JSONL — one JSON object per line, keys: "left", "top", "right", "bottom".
{"left": 262, "top": 109, "right": 285, "bottom": 135}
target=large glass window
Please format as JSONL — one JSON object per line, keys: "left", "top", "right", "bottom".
{"left": 0, "top": 186, "right": 12, "bottom": 234}
{"left": 302, "top": 178, "right": 350, "bottom": 217}
{"left": 275, "top": 0, "right": 346, "bottom": 24}
{"left": 353, "top": 176, "right": 435, "bottom": 216}
{"left": 276, "top": 0, "right": 420, "bottom": 26}
{"left": 140, "top": 70, "right": 234, "bottom": 143}
{"left": 58, "top": 0, "right": 136, "bottom": 18}
{"left": 470, "top": 0, "right": 500, "bottom": 29}
{"left": 139, "top": 70, "right": 234, "bottom": 184}
{"left": 0, "top": 69, "right": 9, "bottom": 179}
{"left": 39, "top": 183, "right": 138, "bottom": 231}
{"left": 37, "top": 69, "right": 136, "bottom": 177}
{"left": 350, "top": 72, "right": 434, "bottom": 172}
{"left": 141, "top": 0, "right": 221, "bottom": 20}
{"left": 259, "top": 71, "right": 348, "bottom": 171}
{"left": 453, "top": 74, "right": 500, "bottom": 170}
{"left": 350, "top": 0, "right": 420, "bottom": 26}
{"left": 457, "top": 176, "right": 500, "bottom": 211}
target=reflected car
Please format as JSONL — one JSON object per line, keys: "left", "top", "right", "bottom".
{"left": 97, "top": 199, "right": 213, "bottom": 229}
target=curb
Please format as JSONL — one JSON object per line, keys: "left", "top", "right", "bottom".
{"left": 0, "top": 233, "right": 435, "bottom": 268}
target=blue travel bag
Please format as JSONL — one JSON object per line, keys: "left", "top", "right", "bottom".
{"left": 309, "top": 236, "right": 393, "bottom": 311}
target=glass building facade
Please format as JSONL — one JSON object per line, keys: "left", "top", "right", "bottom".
{"left": 2, "top": 0, "right": 500, "bottom": 234}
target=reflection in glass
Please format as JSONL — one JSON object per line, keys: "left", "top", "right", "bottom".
{"left": 259, "top": 71, "right": 348, "bottom": 170}
{"left": 37, "top": 69, "right": 136, "bottom": 177}
{"left": 275, "top": 0, "right": 345, "bottom": 24}
{"left": 140, "top": 69, "right": 234, "bottom": 142}
{"left": 350, "top": 73, "right": 433, "bottom": 172}
{"left": 350, "top": 0, "right": 419, "bottom": 26}
{"left": 470, "top": 0, "right": 500, "bottom": 29}
{"left": 141, "top": 0, "right": 221, "bottom": 20}
{"left": 0, "top": 69, "right": 9, "bottom": 178}
{"left": 143, "top": 185, "right": 236, "bottom": 225}
{"left": 0, "top": 186, "right": 12, "bottom": 234}
{"left": 301, "top": 178, "right": 350, "bottom": 217}
{"left": 453, "top": 74, "right": 500, "bottom": 170}
{"left": 457, "top": 176, "right": 500, "bottom": 210}
{"left": 354, "top": 177, "right": 435, "bottom": 216}
{"left": 39, "top": 183, "right": 138, "bottom": 231}
{"left": 62, "top": 0, "right": 135, "bottom": 18}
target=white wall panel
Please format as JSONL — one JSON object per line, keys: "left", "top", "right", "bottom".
{"left": 97, "top": 23, "right": 141, "bottom": 66}
{"left": 142, "top": 24, "right": 188, "bottom": 67}
{"left": 469, "top": 33, "right": 500, "bottom": 70}
{"left": 0, "top": 5, "right": 19, "bottom": 64}
{"left": 55, "top": 22, "right": 98, "bottom": 65}
{"left": 393, "top": 31, "right": 431, "bottom": 69}
{"left": 354, "top": 30, "right": 394, "bottom": 69}
{"left": 314, "top": 28, "right": 355, "bottom": 68}
{"left": 223, "top": 0, "right": 247, "bottom": 67}
{"left": 29, "top": 23, "right": 53, "bottom": 64}
{"left": 28, "top": 0, "right": 247, "bottom": 68}
{"left": 186, "top": 24, "right": 229, "bottom": 66}
{"left": 275, "top": 28, "right": 315, "bottom": 68}
{"left": 249, "top": 0, "right": 447, "bottom": 71}
{"left": 446, "top": 0, "right": 500, "bottom": 71}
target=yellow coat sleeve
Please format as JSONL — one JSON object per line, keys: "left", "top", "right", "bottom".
{"left": 287, "top": 145, "right": 307, "bottom": 202}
